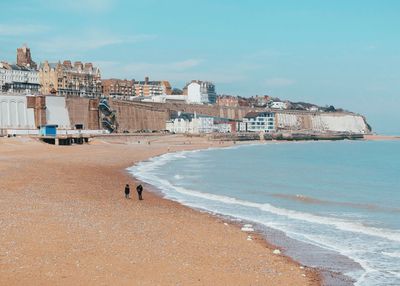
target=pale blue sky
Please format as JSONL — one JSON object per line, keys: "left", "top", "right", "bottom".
{"left": 0, "top": 0, "right": 399, "bottom": 134}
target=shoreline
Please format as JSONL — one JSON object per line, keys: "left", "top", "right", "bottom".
{"left": 0, "top": 135, "right": 321, "bottom": 285}
{"left": 363, "top": 134, "right": 400, "bottom": 141}
{"left": 129, "top": 143, "right": 359, "bottom": 286}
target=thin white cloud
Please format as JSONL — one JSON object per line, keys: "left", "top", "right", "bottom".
{"left": 265, "top": 77, "right": 296, "bottom": 87}
{"left": 245, "top": 50, "right": 284, "bottom": 59}
{"left": 36, "top": 33, "right": 156, "bottom": 54}
{"left": 120, "top": 59, "right": 203, "bottom": 74}
{"left": 365, "top": 45, "right": 377, "bottom": 51}
{"left": 40, "top": 0, "right": 115, "bottom": 13}
{"left": 170, "top": 59, "right": 204, "bottom": 70}
{"left": 0, "top": 24, "right": 49, "bottom": 36}
{"left": 95, "top": 59, "right": 246, "bottom": 85}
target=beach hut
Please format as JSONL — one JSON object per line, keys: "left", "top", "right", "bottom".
{"left": 39, "top": 125, "right": 58, "bottom": 137}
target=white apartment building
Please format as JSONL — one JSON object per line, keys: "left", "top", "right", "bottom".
{"left": 214, "top": 123, "right": 232, "bottom": 133}
{"left": 141, "top": 94, "right": 188, "bottom": 103}
{"left": 243, "top": 112, "right": 275, "bottom": 132}
{"left": 187, "top": 80, "right": 217, "bottom": 104}
{"left": 134, "top": 77, "right": 172, "bottom": 97}
{"left": 0, "top": 62, "right": 40, "bottom": 94}
{"left": 270, "top": 101, "right": 288, "bottom": 109}
{"left": 166, "top": 112, "right": 214, "bottom": 134}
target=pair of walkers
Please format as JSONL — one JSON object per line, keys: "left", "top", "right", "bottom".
{"left": 124, "top": 184, "right": 143, "bottom": 200}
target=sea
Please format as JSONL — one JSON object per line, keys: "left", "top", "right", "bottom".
{"left": 128, "top": 140, "right": 400, "bottom": 286}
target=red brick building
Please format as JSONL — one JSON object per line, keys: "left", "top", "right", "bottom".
{"left": 102, "top": 79, "right": 135, "bottom": 99}
{"left": 217, "top": 95, "right": 239, "bottom": 107}
{"left": 17, "top": 44, "right": 37, "bottom": 69}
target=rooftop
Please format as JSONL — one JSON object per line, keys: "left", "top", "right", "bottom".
{"left": 244, "top": 111, "right": 275, "bottom": 119}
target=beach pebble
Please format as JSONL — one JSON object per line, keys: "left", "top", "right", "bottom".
{"left": 299, "top": 266, "right": 304, "bottom": 269}
{"left": 223, "top": 223, "right": 228, "bottom": 226}
{"left": 241, "top": 227, "right": 254, "bottom": 232}
{"left": 272, "top": 249, "right": 281, "bottom": 255}
{"left": 301, "top": 274, "right": 306, "bottom": 277}
{"left": 247, "top": 235, "right": 252, "bottom": 241}
{"left": 241, "top": 224, "right": 254, "bottom": 232}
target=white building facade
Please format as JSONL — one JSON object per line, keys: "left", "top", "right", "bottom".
{"left": 270, "top": 101, "right": 288, "bottom": 110}
{"left": 243, "top": 112, "right": 276, "bottom": 132}
{"left": 0, "top": 94, "right": 36, "bottom": 129}
{"left": 0, "top": 62, "right": 40, "bottom": 94}
{"left": 141, "top": 94, "right": 188, "bottom": 103}
{"left": 187, "top": 81, "right": 217, "bottom": 104}
{"left": 214, "top": 123, "right": 231, "bottom": 133}
{"left": 166, "top": 112, "right": 214, "bottom": 134}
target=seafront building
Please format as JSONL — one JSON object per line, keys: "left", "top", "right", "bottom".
{"left": 166, "top": 112, "right": 214, "bottom": 134}
{"left": 102, "top": 79, "right": 135, "bottom": 100}
{"left": 17, "top": 44, "right": 37, "bottom": 69}
{"left": 0, "top": 62, "right": 40, "bottom": 94}
{"left": 141, "top": 94, "right": 188, "bottom": 103}
{"left": 134, "top": 77, "right": 171, "bottom": 97}
{"left": 242, "top": 111, "right": 276, "bottom": 132}
{"left": 269, "top": 101, "right": 288, "bottom": 110}
{"left": 214, "top": 122, "right": 233, "bottom": 133}
{"left": 166, "top": 111, "right": 238, "bottom": 134}
{"left": 0, "top": 44, "right": 40, "bottom": 94}
{"left": 216, "top": 95, "right": 239, "bottom": 107}
{"left": 39, "top": 61, "right": 102, "bottom": 97}
{"left": 186, "top": 80, "right": 217, "bottom": 104}
{"left": 254, "top": 95, "right": 271, "bottom": 107}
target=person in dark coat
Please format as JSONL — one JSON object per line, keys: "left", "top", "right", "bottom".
{"left": 124, "top": 184, "right": 130, "bottom": 199}
{"left": 136, "top": 184, "right": 143, "bottom": 200}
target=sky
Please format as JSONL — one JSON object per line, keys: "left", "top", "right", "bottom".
{"left": 0, "top": 0, "right": 399, "bottom": 134}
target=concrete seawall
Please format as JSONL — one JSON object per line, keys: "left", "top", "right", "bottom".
{"left": 66, "top": 98, "right": 370, "bottom": 133}
{"left": 104, "top": 100, "right": 371, "bottom": 134}
{"left": 1, "top": 95, "right": 370, "bottom": 135}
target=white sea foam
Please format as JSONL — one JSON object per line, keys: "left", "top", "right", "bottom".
{"left": 173, "top": 174, "right": 183, "bottom": 180}
{"left": 382, "top": 251, "right": 400, "bottom": 258}
{"left": 152, "top": 182, "right": 400, "bottom": 243}
{"left": 131, "top": 150, "right": 400, "bottom": 243}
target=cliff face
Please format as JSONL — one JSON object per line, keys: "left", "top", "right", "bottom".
{"left": 276, "top": 112, "right": 370, "bottom": 133}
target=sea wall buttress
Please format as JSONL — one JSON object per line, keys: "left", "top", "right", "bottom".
{"left": 66, "top": 97, "right": 100, "bottom": 129}
{"left": 110, "top": 100, "right": 169, "bottom": 131}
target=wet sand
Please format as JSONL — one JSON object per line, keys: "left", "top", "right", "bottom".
{"left": 0, "top": 135, "right": 320, "bottom": 285}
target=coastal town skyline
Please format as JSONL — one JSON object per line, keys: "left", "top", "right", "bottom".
{"left": 1, "top": 2, "right": 400, "bottom": 286}
{"left": 1, "top": 0, "right": 399, "bottom": 134}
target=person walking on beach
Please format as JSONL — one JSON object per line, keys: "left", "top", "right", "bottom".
{"left": 136, "top": 184, "right": 143, "bottom": 200}
{"left": 124, "top": 184, "right": 130, "bottom": 199}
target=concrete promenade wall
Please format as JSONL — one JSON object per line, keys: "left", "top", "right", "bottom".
{"left": 110, "top": 100, "right": 169, "bottom": 131}
{"left": 64, "top": 98, "right": 370, "bottom": 133}
{"left": 66, "top": 97, "right": 100, "bottom": 130}
{"left": 0, "top": 95, "right": 35, "bottom": 129}
{"left": 46, "top": 96, "right": 71, "bottom": 129}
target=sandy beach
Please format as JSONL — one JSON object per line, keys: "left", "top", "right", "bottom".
{"left": 0, "top": 134, "right": 320, "bottom": 285}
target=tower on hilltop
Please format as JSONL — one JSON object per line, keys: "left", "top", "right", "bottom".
{"left": 17, "top": 44, "right": 37, "bottom": 69}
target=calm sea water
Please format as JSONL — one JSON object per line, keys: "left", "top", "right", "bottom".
{"left": 129, "top": 141, "right": 400, "bottom": 285}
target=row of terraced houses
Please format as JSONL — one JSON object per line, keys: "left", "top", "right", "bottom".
{"left": 0, "top": 44, "right": 217, "bottom": 104}
{"left": 0, "top": 44, "right": 282, "bottom": 134}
